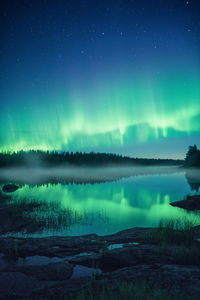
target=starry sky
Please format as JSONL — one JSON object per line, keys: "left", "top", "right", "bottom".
{"left": 0, "top": 0, "right": 200, "bottom": 158}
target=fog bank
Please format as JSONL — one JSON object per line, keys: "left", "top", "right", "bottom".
{"left": 0, "top": 165, "right": 182, "bottom": 185}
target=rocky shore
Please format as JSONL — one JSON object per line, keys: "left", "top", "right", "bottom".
{"left": 1, "top": 226, "right": 200, "bottom": 299}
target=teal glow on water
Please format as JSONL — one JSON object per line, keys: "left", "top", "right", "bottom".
{"left": 1, "top": 170, "right": 200, "bottom": 237}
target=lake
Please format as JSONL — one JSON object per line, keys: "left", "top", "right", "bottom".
{"left": 0, "top": 167, "right": 200, "bottom": 237}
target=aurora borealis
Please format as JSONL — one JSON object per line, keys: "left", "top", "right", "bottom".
{"left": 1, "top": 0, "right": 200, "bottom": 158}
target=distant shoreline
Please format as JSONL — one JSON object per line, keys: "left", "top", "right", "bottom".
{"left": 0, "top": 150, "right": 183, "bottom": 169}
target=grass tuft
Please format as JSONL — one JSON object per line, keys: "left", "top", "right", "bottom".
{"left": 75, "top": 280, "right": 200, "bottom": 300}
{"left": 144, "top": 218, "right": 195, "bottom": 246}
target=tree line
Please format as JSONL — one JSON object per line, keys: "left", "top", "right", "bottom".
{"left": 0, "top": 150, "right": 183, "bottom": 168}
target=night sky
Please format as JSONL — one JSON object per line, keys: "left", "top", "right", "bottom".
{"left": 1, "top": 0, "right": 200, "bottom": 158}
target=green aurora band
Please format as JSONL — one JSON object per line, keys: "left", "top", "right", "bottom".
{"left": 1, "top": 73, "right": 200, "bottom": 156}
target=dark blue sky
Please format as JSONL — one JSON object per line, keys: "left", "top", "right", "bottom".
{"left": 1, "top": 0, "right": 200, "bottom": 158}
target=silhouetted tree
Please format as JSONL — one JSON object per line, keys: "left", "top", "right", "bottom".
{"left": 184, "top": 145, "right": 200, "bottom": 167}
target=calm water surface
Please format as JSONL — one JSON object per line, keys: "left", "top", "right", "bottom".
{"left": 1, "top": 169, "right": 200, "bottom": 237}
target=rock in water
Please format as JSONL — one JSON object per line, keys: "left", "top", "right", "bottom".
{"left": 170, "top": 195, "right": 200, "bottom": 210}
{"left": 2, "top": 184, "right": 19, "bottom": 193}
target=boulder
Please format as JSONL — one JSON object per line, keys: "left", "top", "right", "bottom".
{"left": 2, "top": 184, "right": 19, "bottom": 193}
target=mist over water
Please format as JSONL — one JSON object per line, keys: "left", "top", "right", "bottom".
{"left": 0, "top": 165, "right": 181, "bottom": 185}
{"left": 1, "top": 167, "right": 200, "bottom": 237}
